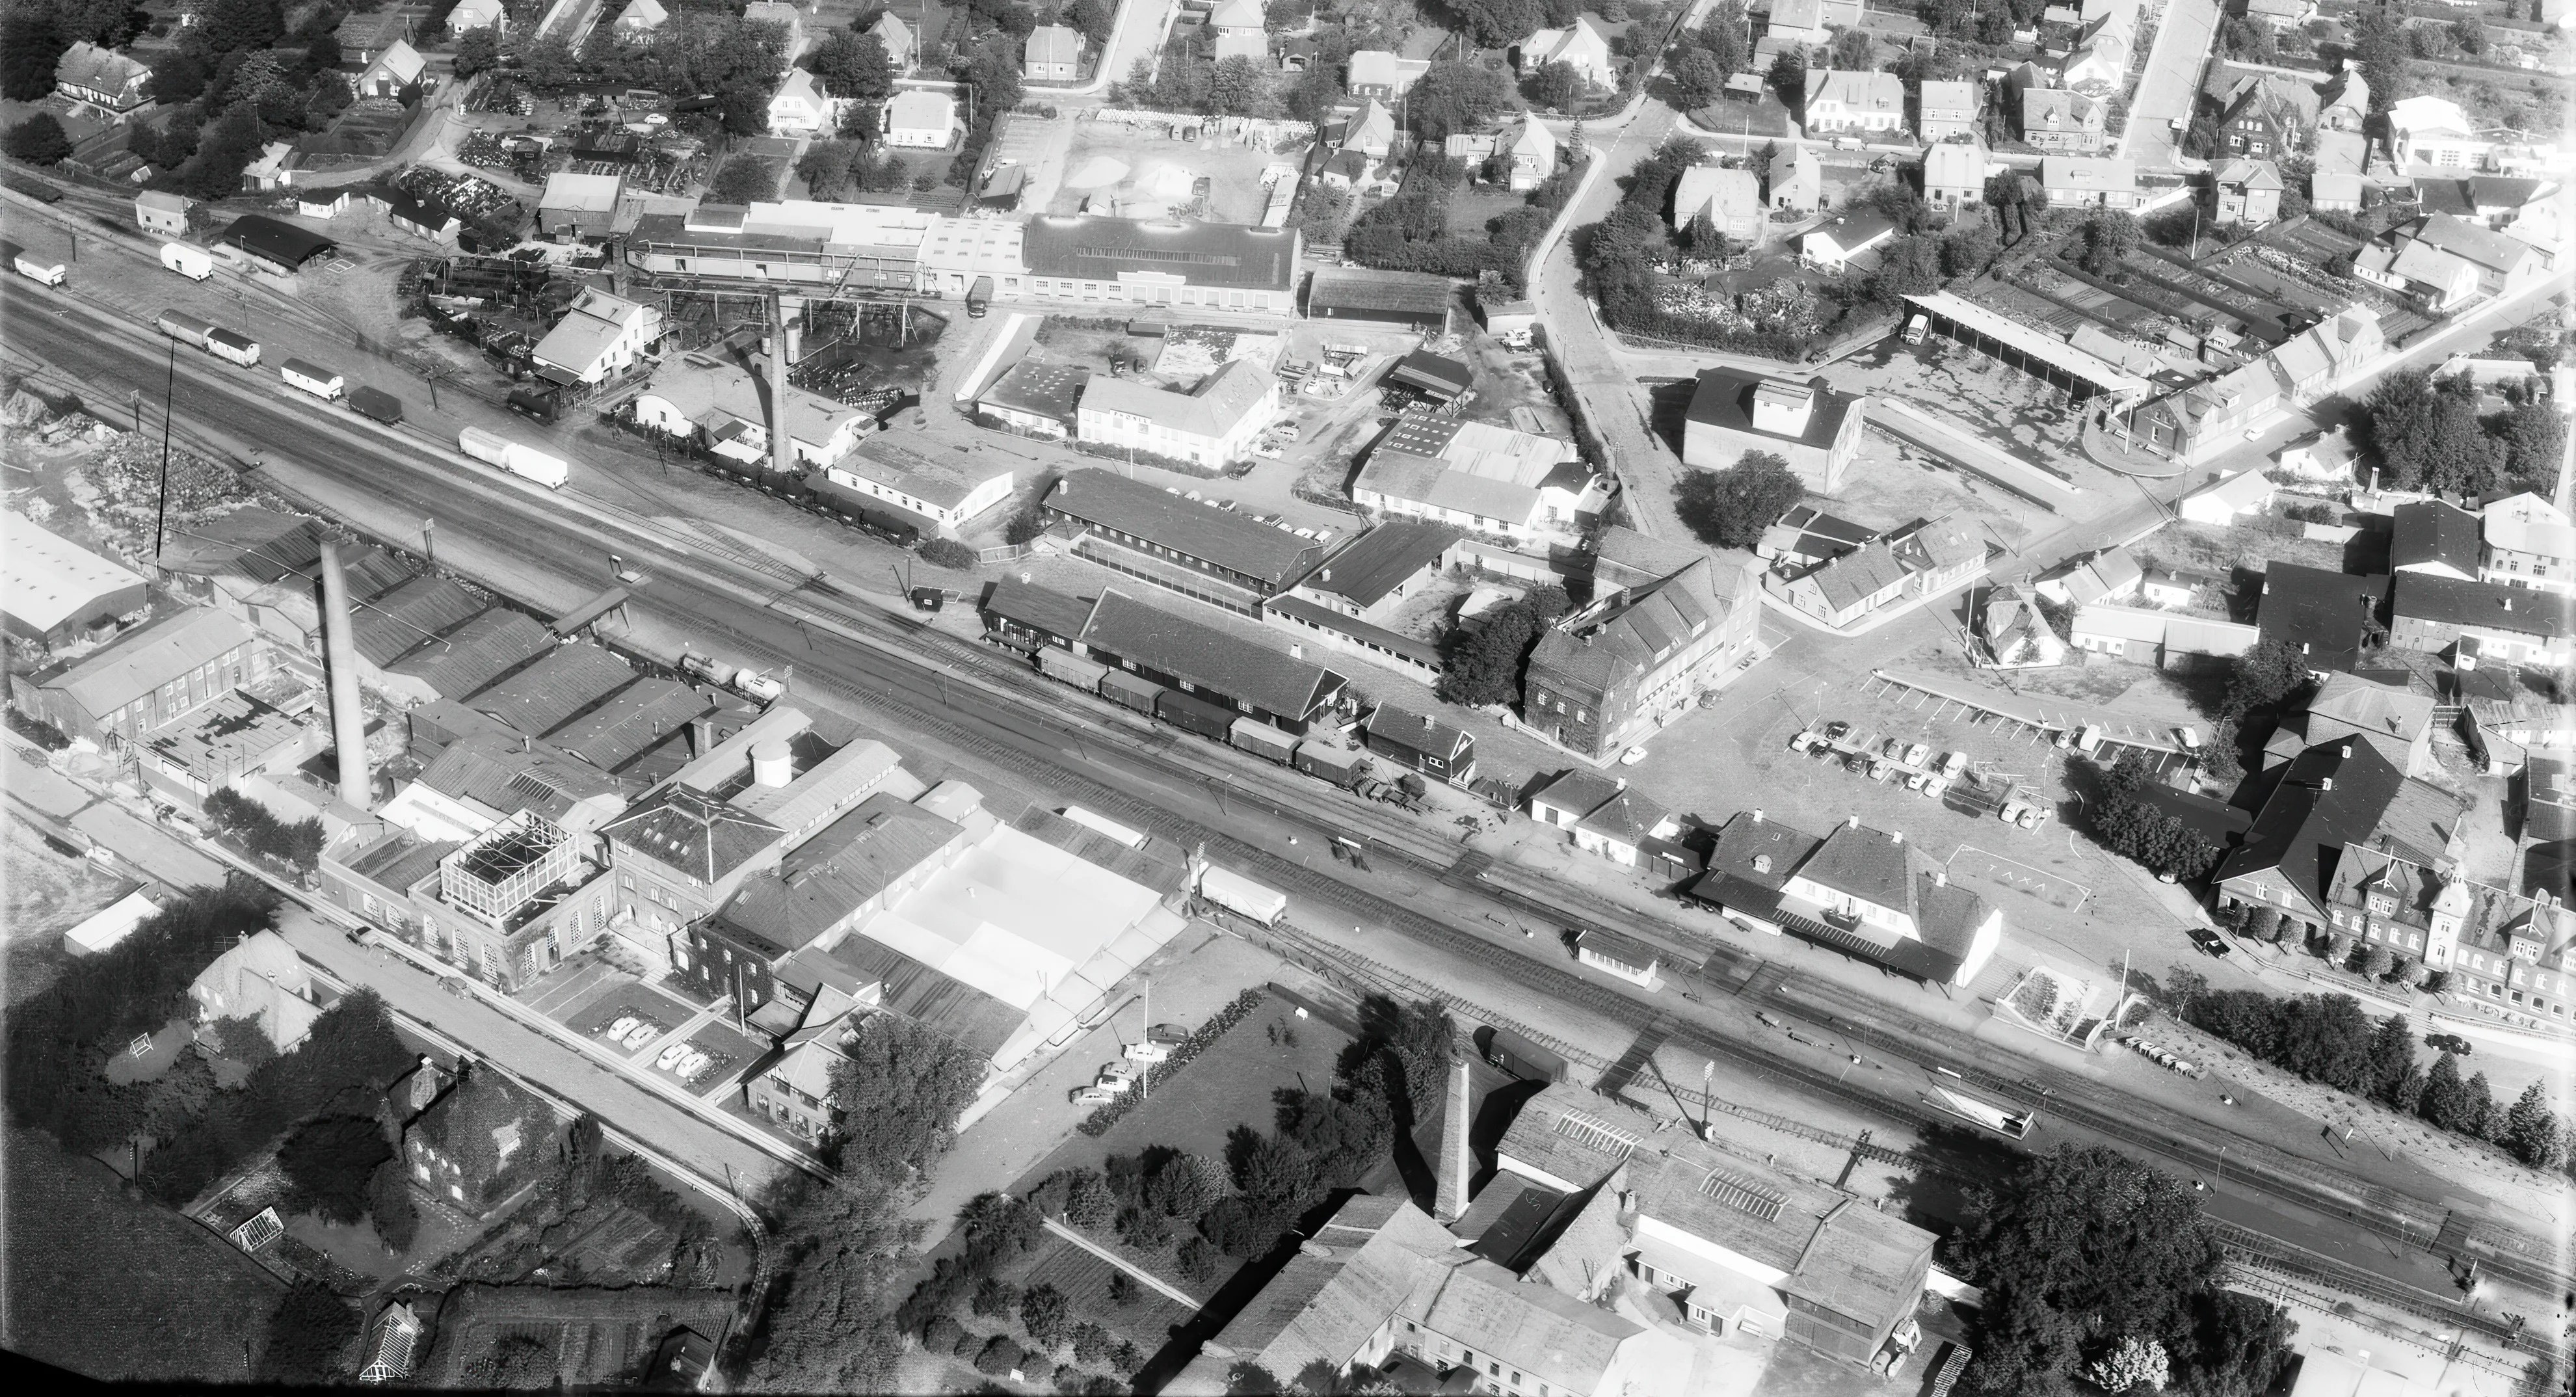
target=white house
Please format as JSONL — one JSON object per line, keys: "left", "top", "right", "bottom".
{"left": 53, "top": 40, "right": 152, "bottom": 112}
{"left": 1803, "top": 70, "right": 1905, "bottom": 135}
{"left": 357, "top": 38, "right": 426, "bottom": 100}
{"left": 189, "top": 929, "right": 323, "bottom": 1054}
{"left": 447, "top": 0, "right": 505, "bottom": 33}
{"left": 872, "top": 11, "right": 915, "bottom": 72}
{"left": 1799, "top": 212, "right": 1898, "bottom": 271}
{"left": 767, "top": 68, "right": 830, "bottom": 136}
{"left": 631, "top": 351, "right": 870, "bottom": 471}
{"left": 1210, "top": 0, "right": 1269, "bottom": 62}
{"left": 1025, "top": 23, "right": 1084, "bottom": 81}
{"left": 2178, "top": 469, "right": 2278, "bottom": 526}
{"left": 1076, "top": 359, "right": 1279, "bottom": 468}
{"left": 884, "top": 90, "right": 956, "bottom": 148}
{"left": 2482, "top": 492, "right": 2576, "bottom": 596}
{"left": 529, "top": 287, "right": 663, "bottom": 386}
{"left": 2389, "top": 95, "right": 2489, "bottom": 172}
{"left": 1517, "top": 18, "right": 1615, "bottom": 91}
{"left": 615, "top": 0, "right": 669, "bottom": 37}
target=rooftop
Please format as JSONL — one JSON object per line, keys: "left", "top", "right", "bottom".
{"left": 3, "top": 510, "right": 146, "bottom": 633}
{"left": 38, "top": 607, "right": 258, "bottom": 719}
{"left": 2257, "top": 564, "right": 2389, "bottom": 674}
{"left": 1303, "top": 522, "right": 1457, "bottom": 609}
{"left": 1020, "top": 214, "right": 1299, "bottom": 293}
{"left": 1046, "top": 468, "right": 1321, "bottom": 588}
{"left": 715, "top": 793, "right": 964, "bottom": 957}
{"left": 1080, "top": 587, "right": 1343, "bottom": 718}
{"left": 1307, "top": 266, "right": 1454, "bottom": 315}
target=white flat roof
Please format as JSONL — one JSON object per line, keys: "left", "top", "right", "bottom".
{"left": 65, "top": 888, "right": 162, "bottom": 955}
{"left": 4, "top": 511, "right": 148, "bottom": 633}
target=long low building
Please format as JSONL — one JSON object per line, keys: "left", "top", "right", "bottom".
{"left": 1044, "top": 468, "right": 1325, "bottom": 596}
{"left": 5, "top": 511, "right": 149, "bottom": 645}
{"left": 982, "top": 577, "right": 1350, "bottom": 733}
{"left": 1902, "top": 291, "right": 2151, "bottom": 404}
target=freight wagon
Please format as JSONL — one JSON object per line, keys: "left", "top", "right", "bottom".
{"left": 1098, "top": 668, "right": 1162, "bottom": 715}
{"left": 280, "top": 358, "right": 343, "bottom": 401}
{"left": 204, "top": 326, "right": 261, "bottom": 367}
{"left": 1228, "top": 717, "right": 1299, "bottom": 764}
{"left": 457, "top": 425, "right": 570, "bottom": 488}
{"left": 154, "top": 309, "right": 216, "bottom": 349}
{"left": 1154, "top": 688, "right": 1236, "bottom": 741}
{"left": 160, "top": 243, "right": 214, "bottom": 280}
{"left": 1292, "top": 744, "right": 1373, "bottom": 790}
{"left": 347, "top": 386, "right": 404, "bottom": 424}
{"left": 1197, "top": 866, "right": 1288, "bottom": 927}
{"left": 1037, "top": 647, "right": 1109, "bottom": 689}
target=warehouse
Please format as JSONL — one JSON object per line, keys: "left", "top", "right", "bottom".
{"left": 1020, "top": 215, "right": 1302, "bottom": 315}
{"left": 1043, "top": 468, "right": 1325, "bottom": 596}
{"left": 1306, "top": 267, "right": 1455, "bottom": 328}
{"left": 218, "top": 215, "right": 338, "bottom": 274}
{"left": 4, "top": 511, "right": 149, "bottom": 645}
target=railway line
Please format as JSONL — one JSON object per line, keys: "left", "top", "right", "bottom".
{"left": 6, "top": 279, "right": 2568, "bottom": 1342}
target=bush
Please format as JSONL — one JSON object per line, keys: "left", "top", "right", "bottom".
{"left": 1107, "top": 1270, "right": 1138, "bottom": 1306}
{"left": 203, "top": 788, "right": 325, "bottom": 871}
{"left": 1071, "top": 1322, "right": 1113, "bottom": 1367}
{"left": 258, "top": 1279, "right": 361, "bottom": 1383}
{"left": 367, "top": 1158, "right": 418, "bottom": 1251}
{"left": 1020, "top": 1283, "right": 1070, "bottom": 1348}
{"left": 970, "top": 1276, "right": 1018, "bottom": 1318}
{"left": 4, "top": 707, "right": 70, "bottom": 750}
{"left": 924, "top": 1314, "right": 966, "bottom": 1353}
{"left": 277, "top": 1115, "right": 393, "bottom": 1223}
{"left": 1054, "top": 1364, "right": 1092, "bottom": 1394}
{"left": 2285, "top": 501, "right": 2338, "bottom": 524}
{"left": 5, "top": 113, "right": 72, "bottom": 165}
{"left": 974, "top": 1335, "right": 1023, "bottom": 1376}
{"left": 953, "top": 1324, "right": 982, "bottom": 1357}
{"left": 1176, "top": 1234, "right": 1222, "bottom": 1283}
{"left": 918, "top": 537, "right": 979, "bottom": 570}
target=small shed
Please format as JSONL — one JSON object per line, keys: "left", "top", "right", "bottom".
{"left": 1386, "top": 351, "right": 1473, "bottom": 403}
{"left": 1575, "top": 926, "right": 1663, "bottom": 989}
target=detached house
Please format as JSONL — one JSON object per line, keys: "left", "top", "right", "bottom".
{"left": 357, "top": 39, "right": 426, "bottom": 100}
{"left": 189, "top": 929, "right": 322, "bottom": 1054}
{"left": 767, "top": 68, "right": 831, "bottom": 136}
{"left": 1516, "top": 17, "right": 1616, "bottom": 91}
{"left": 405, "top": 1067, "right": 555, "bottom": 1214}
{"left": 1803, "top": 70, "right": 1905, "bottom": 137}
{"left": 2214, "top": 159, "right": 2284, "bottom": 226}
{"left": 2020, "top": 86, "right": 2108, "bottom": 154}
{"left": 871, "top": 11, "right": 914, "bottom": 71}
{"left": 1024, "top": 23, "right": 1084, "bottom": 81}
{"left": 1923, "top": 142, "right": 1988, "bottom": 211}
{"left": 55, "top": 42, "right": 152, "bottom": 113}
{"left": 1209, "top": 0, "right": 1268, "bottom": 61}
{"left": 1917, "top": 81, "right": 1978, "bottom": 142}
{"left": 2480, "top": 492, "right": 2576, "bottom": 596}
{"left": 1673, "top": 165, "right": 1765, "bottom": 243}
{"left": 1682, "top": 367, "right": 1868, "bottom": 492}
{"left": 1346, "top": 49, "right": 1430, "bottom": 98}
{"left": 1692, "top": 812, "right": 2006, "bottom": 986}
{"left": 2039, "top": 155, "right": 2138, "bottom": 207}
{"left": 530, "top": 287, "right": 663, "bottom": 386}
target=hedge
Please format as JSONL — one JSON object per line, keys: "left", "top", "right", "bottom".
{"left": 1076, "top": 989, "right": 1263, "bottom": 1136}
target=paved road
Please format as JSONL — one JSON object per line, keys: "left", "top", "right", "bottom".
{"left": 2121, "top": 0, "right": 2222, "bottom": 170}
{"left": 9, "top": 281, "right": 2571, "bottom": 1305}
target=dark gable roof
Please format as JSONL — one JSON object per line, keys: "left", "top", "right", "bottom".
{"left": 1078, "top": 588, "right": 1342, "bottom": 717}
{"left": 219, "top": 215, "right": 337, "bottom": 267}
{"left": 416, "top": 733, "right": 630, "bottom": 820}
{"left": 386, "top": 609, "right": 555, "bottom": 698}
{"left": 1307, "top": 266, "right": 1455, "bottom": 315}
{"left": 153, "top": 507, "right": 323, "bottom": 582}
{"left": 1700, "top": 810, "right": 1824, "bottom": 891}
{"left": 356, "top": 577, "right": 487, "bottom": 666}
{"left": 714, "top": 793, "right": 962, "bottom": 957}
{"left": 1389, "top": 351, "right": 1472, "bottom": 397}
{"left": 2214, "top": 738, "right": 2410, "bottom": 914}
{"left": 545, "top": 678, "right": 711, "bottom": 771}
{"left": 980, "top": 575, "right": 1098, "bottom": 641}
{"left": 1046, "top": 468, "right": 1321, "bottom": 588}
{"left": 604, "top": 785, "right": 783, "bottom": 883}
{"left": 1020, "top": 215, "right": 1299, "bottom": 293}
{"left": 1305, "top": 522, "right": 1457, "bottom": 608}
{"left": 1684, "top": 366, "right": 1854, "bottom": 449}
{"left": 1798, "top": 821, "right": 1912, "bottom": 910}
{"left": 2393, "top": 572, "right": 2576, "bottom": 641}
{"left": 2257, "top": 564, "right": 2389, "bottom": 673}
{"left": 2391, "top": 501, "right": 2481, "bottom": 576}
{"left": 1364, "top": 702, "right": 1473, "bottom": 761}
{"left": 1531, "top": 539, "right": 1742, "bottom": 704}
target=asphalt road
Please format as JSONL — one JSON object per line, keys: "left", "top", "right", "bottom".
{"left": 7, "top": 279, "right": 2568, "bottom": 1317}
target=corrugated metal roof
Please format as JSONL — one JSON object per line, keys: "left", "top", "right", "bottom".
{"left": 44, "top": 607, "right": 258, "bottom": 718}
{"left": 1046, "top": 468, "right": 1321, "bottom": 588}
{"left": 355, "top": 577, "right": 486, "bottom": 667}
{"left": 1079, "top": 587, "right": 1341, "bottom": 719}
{"left": 467, "top": 642, "right": 637, "bottom": 736}
{"left": 548, "top": 678, "right": 711, "bottom": 771}
{"left": 387, "top": 609, "right": 555, "bottom": 698}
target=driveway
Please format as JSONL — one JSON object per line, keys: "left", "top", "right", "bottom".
{"left": 2121, "top": 0, "right": 2221, "bottom": 170}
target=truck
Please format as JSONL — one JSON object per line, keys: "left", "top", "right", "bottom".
{"left": 1197, "top": 866, "right": 1288, "bottom": 927}
{"left": 677, "top": 653, "right": 736, "bottom": 687}
{"left": 347, "top": 386, "right": 404, "bottom": 424}
{"left": 280, "top": 358, "right": 344, "bottom": 401}
{"left": 12, "top": 251, "right": 66, "bottom": 286}
{"left": 966, "top": 274, "right": 993, "bottom": 318}
{"left": 155, "top": 309, "right": 217, "bottom": 349}
{"left": 160, "top": 243, "right": 215, "bottom": 280}
{"left": 204, "top": 326, "right": 261, "bottom": 367}
{"left": 458, "top": 426, "right": 570, "bottom": 488}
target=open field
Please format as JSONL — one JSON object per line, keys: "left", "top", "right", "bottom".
{"left": 3, "top": 1124, "right": 285, "bottom": 1383}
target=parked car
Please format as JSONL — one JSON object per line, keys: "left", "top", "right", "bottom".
{"left": 622, "top": 1022, "right": 659, "bottom": 1048}
{"left": 1940, "top": 751, "right": 1968, "bottom": 779}
{"left": 1867, "top": 758, "right": 1891, "bottom": 780}
{"left": 2424, "top": 1033, "right": 2473, "bottom": 1056}
{"left": 1882, "top": 737, "right": 1907, "bottom": 760}
{"left": 2186, "top": 925, "right": 2232, "bottom": 957}
{"left": 1824, "top": 720, "right": 1850, "bottom": 740}
{"left": 1903, "top": 742, "right": 1930, "bottom": 767}
{"left": 1255, "top": 445, "right": 1285, "bottom": 459}
{"left": 1619, "top": 745, "right": 1649, "bottom": 765}
{"left": 655, "top": 1042, "right": 692, "bottom": 1071}
{"left": 1845, "top": 754, "right": 1870, "bottom": 774}
{"left": 1789, "top": 731, "right": 1819, "bottom": 753}
{"left": 2017, "top": 805, "right": 2047, "bottom": 829}
{"left": 1905, "top": 771, "right": 1929, "bottom": 792}
{"left": 1921, "top": 776, "right": 1950, "bottom": 798}
{"left": 2175, "top": 726, "right": 2202, "bottom": 751}
{"left": 1071, "top": 1086, "right": 1120, "bottom": 1105}
{"left": 1998, "top": 800, "right": 2028, "bottom": 825}
{"left": 607, "top": 1016, "right": 640, "bottom": 1041}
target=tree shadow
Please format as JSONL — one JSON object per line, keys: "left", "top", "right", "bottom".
{"left": 1644, "top": 377, "right": 1699, "bottom": 455}
{"left": 1887, "top": 1123, "right": 2025, "bottom": 1240}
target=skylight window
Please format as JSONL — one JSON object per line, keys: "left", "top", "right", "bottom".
{"left": 1553, "top": 1110, "right": 1640, "bottom": 1157}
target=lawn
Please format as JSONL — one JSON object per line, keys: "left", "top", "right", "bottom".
{"left": 3, "top": 1124, "right": 286, "bottom": 1383}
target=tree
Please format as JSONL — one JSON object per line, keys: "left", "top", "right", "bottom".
{"left": 2073, "top": 206, "right": 2142, "bottom": 275}
{"left": 824, "top": 1012, "right": 984, "bottom": 1178}
{"left": 2365, "top": 369, "right": 2504, "bottom": 495}
{"left": 1437, "top": 599, "right": 1542, "bottom": 706}
{"left": 2500, "top": 1080, "right": 2560, "bottom": 1167}
{"left": 1407, "top": 60, "right": 1511, "bottom": 142}
{"left": 259, "top": 1279, "right": 361, "bottom": 1383}
{"left": 2361, "top": 944, "right": 2394, "bottom": 979}
{"left": 2496, "top": 398, "right": 2566, "bottom": 487}
{"left": 2417, "top": 1050, "right": 2471, "bottom": 1130}
{"left": 1210, "top": 55, "right": 1270, "bottom": 115}
{"left": 1949, "top": 1145, "right": 2228, "bottom": 1395}
{"left": 745, "top": 1175, "right": 910, "bottom": 1390}
{"left": 808, "top": 27, "right": 895, "bottom": 103}
{"left": 1522, "top": 59, "right": 1582, "bottom": 109}
{"left": 1941, "top": 214, "right": 2000, "bottom": 277}
{"left": 972, "top": 1275, "right": 1018, "bottom": 1318}
{"left": 797, "top": 139, "right": 858, "bottom": 198}
{"left": 178, "top": 100, "right": 269, "bottom": 202}
{"left": 198, "top": 0, "right": 284, "bottom": 55}
{"left": 1827, "top": 27, "right": 1873, "bottom": 69}
{"left": 1066, "top": 0, "right": 1115, "bottom": 43}
{"left": 977, "top": 1335, "right": 1025, "bottom": 1376}
{"left": 5, "top": 114, "right": 72, "bottom": 166}
{"left": 150, "top": 48, "right": 211, "bottom": 103}
{"left": 1, "top": 8, "right": 68, "bottom": 101}
{"left": 2222, "top": 637, "right": 2313, "bottom": 719}
{"left": 1675, "top": 449, "right": 1804, "bottom": 548}
{"left": 1108, "top": 1269, "right": 1141, "bottom": 1305}
{"left": 2450, "top": 15, "right": 2488, "bottom": 56}
{"left": 454, "top": 27, "right": 502, "bottom": 77}
{"left": 1021, "top": 1283, "right": 1071, "bottom": 1348}
{"left": 276, "top": 1115, "right": 393, "bottom": 1224}
{"left": 1148, "top": 1152, "right": 1228, "bottom": 1219}
{"left": 2086, "top": 1336, "right": 2171, "bottom": 1393}
{"left": 1176, "top": 1234, "right": 1222, "bottom": 1283}
{"left": 1671, "top": 49, "right": 1724, "bottom": 107}
{"left": 2363, "top": 1013, "right": 2418, "bottom": 1108}
{"left": 1454, "top": 0, "right": 1545, "bottom": 47}
{"left": 709, "top": 152, "right": 781, "bottom": 204}
{"left": 368, "top": 1158, "right": 418, "bottom": 1252}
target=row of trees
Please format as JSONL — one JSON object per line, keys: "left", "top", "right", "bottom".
{"left": 2171, "top": 975, "right": 2566, "bottom": 1169}
{"left": 2083, "top": 754, "right": 2223, "bottom": 882}
{"left": 2361, "top": 368, "right": 2565, "bottom": 500}
{"left": 204, "top": 787, "right": 326, "bottom": 873}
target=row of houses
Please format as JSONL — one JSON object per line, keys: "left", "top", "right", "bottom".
{"left": 2354, "top": 213, "right": 2558, "bottom": 314}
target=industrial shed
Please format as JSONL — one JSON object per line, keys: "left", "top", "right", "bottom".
{"left": 218, "top": 215, "right": 338, "bottom": 274}
{"left": 5, "top": 511, "right": 148, "bottom": 644}
{"left": 1306, "top": 267, "right": 1455, "bottom": 328}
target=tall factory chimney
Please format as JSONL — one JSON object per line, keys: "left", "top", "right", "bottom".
{"left": 767, "top": 290, "right": 797, "bottom": 481}
{"left": 318, "top": 539, "right": 371, "bottom": 808}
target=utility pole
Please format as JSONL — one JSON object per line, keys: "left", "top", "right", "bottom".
{"left": 153, "top": 337, "right": 178, "bottom": 558}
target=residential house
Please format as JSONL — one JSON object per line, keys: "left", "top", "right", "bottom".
{"left": 54, "top": 42, "right": 152, "bottom": 113}
{"left": 2213, "top": 159, "right": 2283, "bottom": 226}
{"left": 1362, "top": 704, "right": 1478, "bottom": 785}
{"left": 1923, "top": 141, "right": 1988, "bottom": 211}
{"left": 1799, "top": 213, "right": 1900, "bottom": 271}
{"left": 357, "top": 40, "right": 426, "bottom": 100}
{"left": 2214, "top": 74, "right": 2317, "bottom": 159}
{"left": 1693, "top": 813, "right": 2005, "bottom": 985}
{"left": 615, "top": 0, "right": 669, "bottom": 35}
{"left": 1803, "top": 70, "right": 1905, "bottom": 137}
{"left": 2034, "top": 548, "right": 2143, "bottom": 606}
{"left": 1769, "top": 147, "right": 1822, "bottom": 211}
{"left": 1340, "top": 99, "right": 1396, "bottom": 161}
{"left": 2320, "top": 846, "right": 2469, "bottom": 974}
{"left": 1044, "top": 468, "right": 1324, "bottom": 597}
{"left": 2318, "top": 64, "right": 2369, "bottom": 133}
{"left": 189, "top": 929, "right": 322, "bottom": 1053}
{"left": 1346, "top": 49, "right": 1429, "bottom": 98}
{"left": 1980, "top": 584, "right": 2072, "bottom": 667}
{"left": 2139, "top": 566, "right": 2220, "bottom": 609}
{"left": 2447, "top": 889, "right": 2576, "bottom": 1031}
{"left": 1917, "top": 81, "right": 1978, "bottom": 142}
{"left": 884, "top": 90, "right": 956, "bottom": 148}
{"left": 1758, "top": 505, "right": 1876, "bottom": 570}
{"left": 2481, "top": 492, "right": 2576, "bottom": 596}
{"left": 2393, "top": 501, "right": 2482, "bottom": 581}
{"left": 1682, "top": 367, "right": 1868, "bottom": 492}
{"left": 2356, "top": 238, "right": 2483, "bottom": 311}
{"left": 2246, "top": 0, "right": 2317, "bottom": 25}
{"left": 2060, "top": 0, "right": 2140, "bottom": 94}
{"left": 2039, "top": 155, "right": 2138, "bottom": 207}
{"left": 1209, "top": 0, "right": 1268, "bottom": 61}
{"left": 530, "top": 287, "right": 662, "bottom": 387}
{"left": 1673, "top": 165, "right": 1766, "bottom": 243}
{"left": 2304, "top": 671, "right": 2440, "bottom": 776}
{"left": 2256, "top": 564, "right": 2391, "bottom": 675}
{"left": 1528, "top": 768, "right": 1625, "bottom": 832}
{"left": 405, "top": 1067, "right": 554, "bottom": 1214}
{"left": 1024, "top": 23, "right": 1084, "bottom": 81}
{"left": 2275, "top": 426, "right": 2360, "bottom": 485}
{"left": 2214, "top": 738, "right": 2464, "bottom": 940}
{"left": 1517, "top": 18, "right": 1617, "bottom": 91}
{"left": 537, "top": 171, "right": 623, "bottom": 241}
{"left": 1453, "top": 116, "right": 1558, "bottom": 193}
{"left": 1767, "top": 0, "right": 1861, "bottom": 42}
{"left": 2463, "top": 683, "right": 2576, "bottom": 775}
{"left": 744, "top": 985, "right": 871, "bottom": 1139}
{"left": 2411, "top": 213, "right": 2552, "bottom": 296}
{"left": 1522, "top": 529, "right": 1764, "bottom": 761}
{"left": 1289, "top": 523, "right": 1457, "bottom": 624}
{"left": 870, "top": 10, "right": 913, "bottom": 70}
{"left": 1075, "top": 358, "right": 1278, "bottom": 468}
{"left": 2136, "top": 360, "right": 2284, "bottom": 465}
{"left": 767, "top": 68, "right": 830, "bottom": 136}
{"left": 974, "top": 360, "right": 1089, "bottom": 439}
{"left": 2021, "top": 86, "right": 2108, "bottom": 155}
{"left": 630, "top": 351, "right": 868, "bottom": 472}
{"left": 449, "top": 0, "right": 504, "bottom": 29}
{"left": 135, "top": 190, "right": 192, "bottom": 237}
{"left": 2389, "top": 573, "right": 2576, "bottom": 667}
{"left": 1353, "top": 416, "right": 1602, "bottom": 545}
{"left": 2312, "top": 172, "right": 2365, "bottom": 213}
{"left": 10, "top": 606, "right": 274, "bottom": 747}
